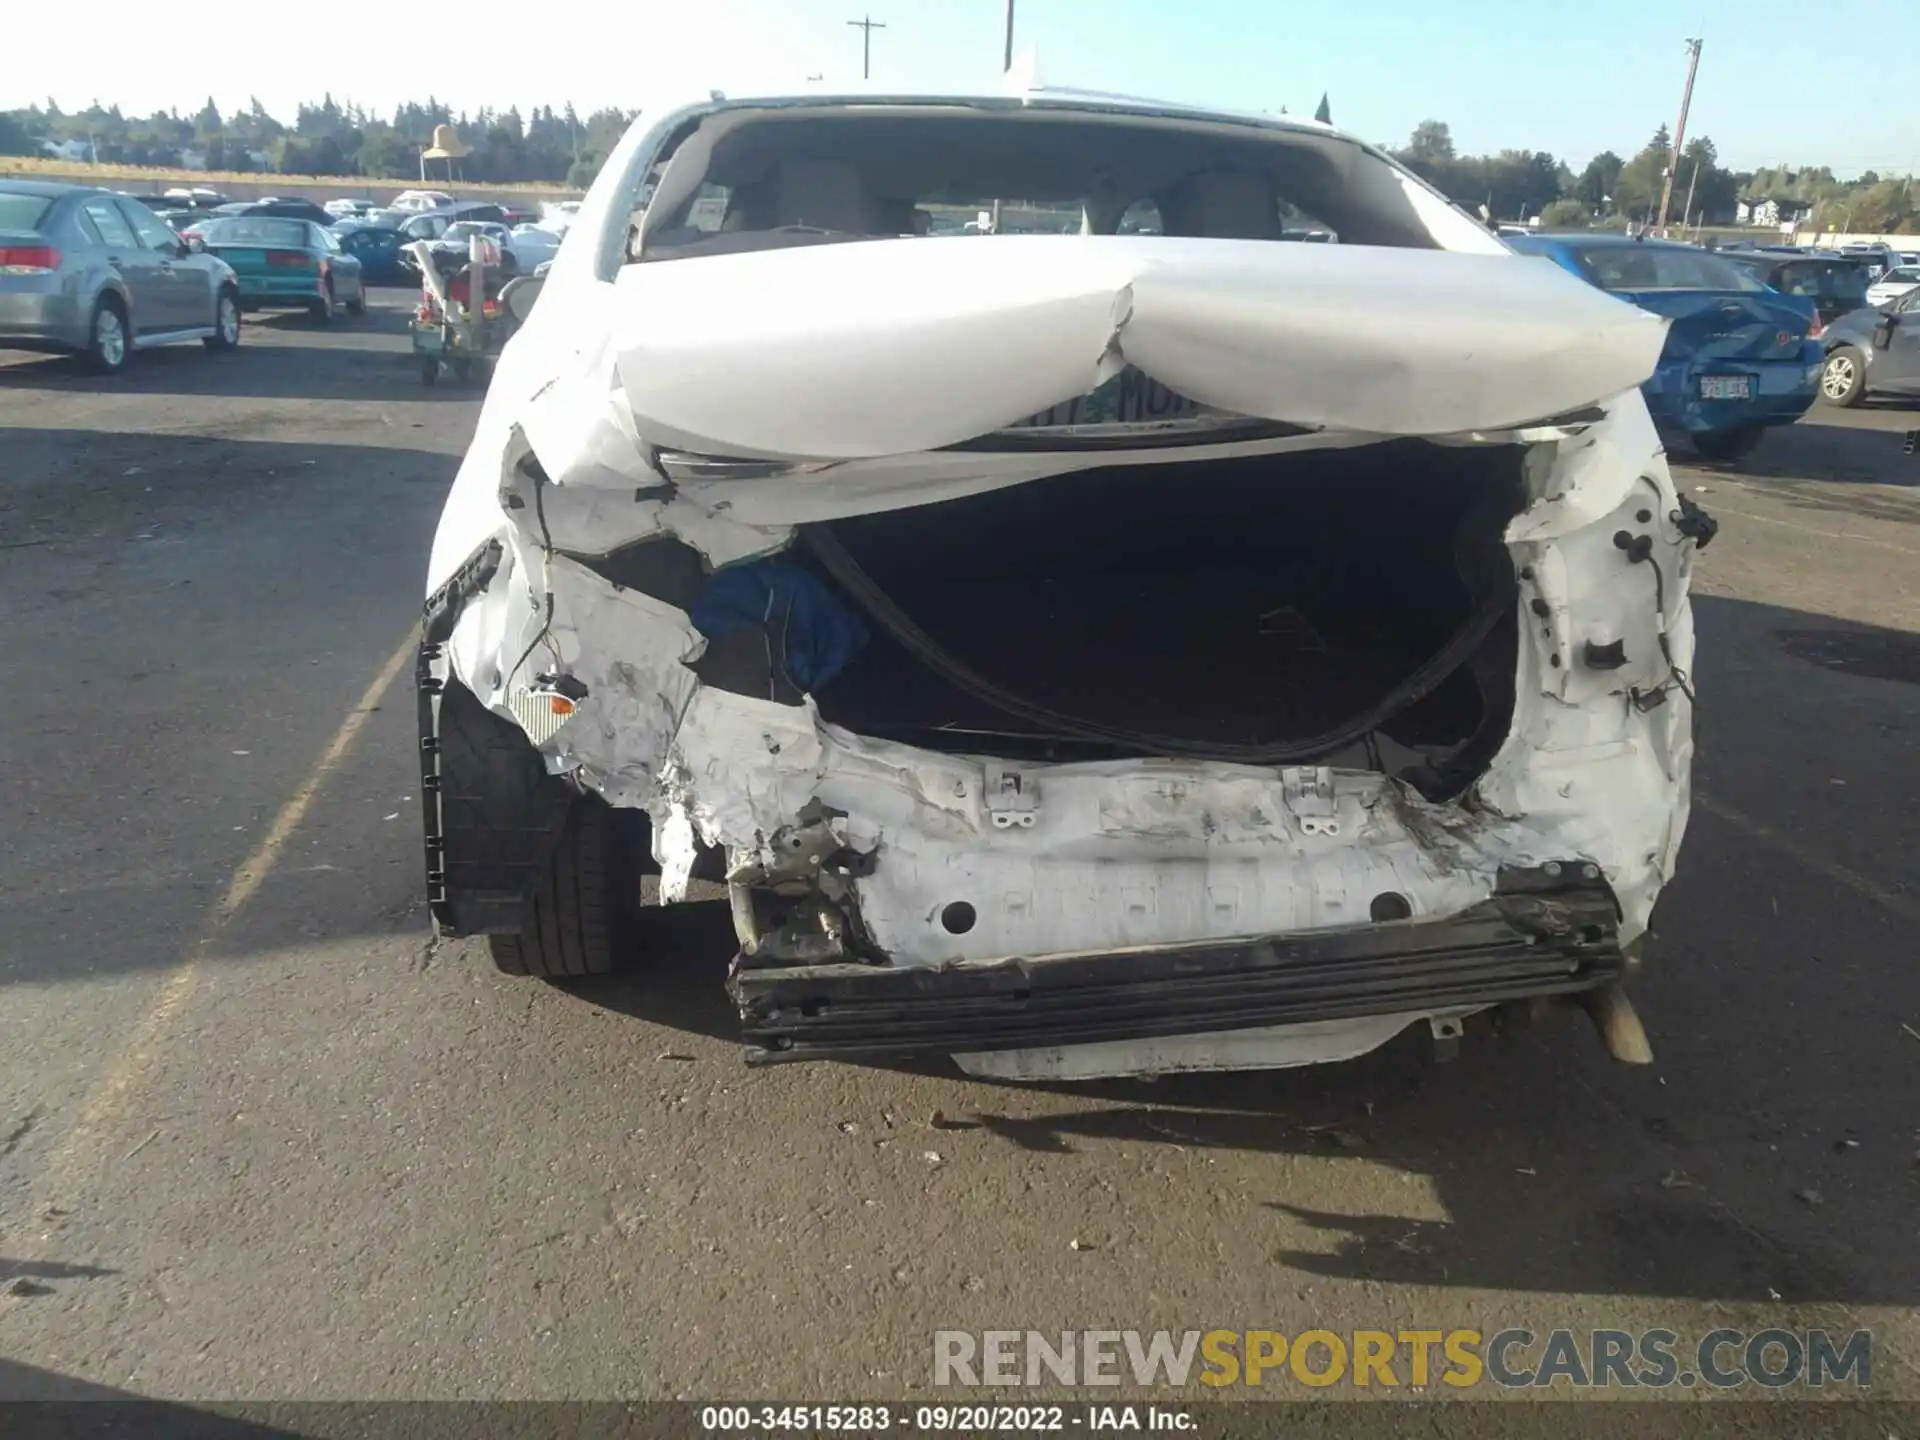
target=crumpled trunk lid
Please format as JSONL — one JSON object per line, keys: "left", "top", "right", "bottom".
{"left": 1613, "top": 287, "right": 1814, "bottom": 363}
{"left": 602, "top": 236, "right": 1669, "bottom": 460}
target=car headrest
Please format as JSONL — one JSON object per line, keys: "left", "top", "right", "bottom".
{"left": 1191, "top": 171, "right": 1281, "bottom": 240}
{"left": 772, "top": 159, "right": 870, "bottom": 233}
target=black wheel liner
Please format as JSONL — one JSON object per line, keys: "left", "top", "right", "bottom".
{"left": 418, "top": 539, "right": 665, "bottom": 936}
{"left": 417, "top": 642, "right": 579, "bottom": 935}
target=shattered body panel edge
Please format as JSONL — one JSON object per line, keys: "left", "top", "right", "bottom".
{"left": 431, "top": 392, "right": 1692, "bottom": 1073}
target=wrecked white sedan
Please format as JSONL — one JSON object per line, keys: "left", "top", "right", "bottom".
{"left": 417, "top": 87, "right": 1713, "bottom": 1079}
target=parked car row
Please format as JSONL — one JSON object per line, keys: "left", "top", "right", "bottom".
{"left": 1708, "top": 242, "right": 1920, "bottom": 411}
{"left": 104, "top": 189, "right": 573, "bottom": 292}
{"left": 1511, "top": 233, "right": 1823, "bottom": 460}
{"left": 0, "top": 179, "right": 384, "bottom": 372}
{"left": 1, "top": 180, "right": 242, "bottom": 372}
{"left": 1505, "top": 229, "right": 1920, "bottom": 459}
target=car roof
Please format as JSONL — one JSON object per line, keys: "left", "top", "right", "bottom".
{"left": 1510, "top": 233, "right": 1707, "bottom": 257}
{"left": 0, "top": 178, "right": 106, "bottom": 199}
{"left": 658, "top": 81, "right": 1356, "bottom": 147}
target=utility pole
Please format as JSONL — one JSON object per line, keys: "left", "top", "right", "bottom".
{"left": 847, "top": 15, "right": 886, "bottom": 80}
{"left": 1681, "top": 159, "right": 1700, "bottom": 233}
{"left": 1656, "top": 37, "right": 1703, "bottom": 234}
{"left": 992, "top": 0, "right": 1014, "bottom": 235}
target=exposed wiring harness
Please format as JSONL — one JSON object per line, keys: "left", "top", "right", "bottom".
{"left": 802, "top": 524, "right": 1511, "bottom": 765}
{"left": 1625, "top": 475, "right": 1705, "bottom": 706}
{"left": 502, "top": 452, "right": 560, "bottom": 694}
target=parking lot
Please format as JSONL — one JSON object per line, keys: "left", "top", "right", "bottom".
{"left": 1, "top": 297, "right": 1917, "bottom": 1405}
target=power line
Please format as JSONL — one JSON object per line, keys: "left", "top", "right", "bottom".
{"left": 847, "top": 15, "right": 886, "bottom": 81}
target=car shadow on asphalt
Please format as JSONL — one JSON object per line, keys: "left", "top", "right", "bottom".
{"left": 0, "top": 1358, "right": 305, "bottom": 1432}
{"left": 568, "top": 596, "right": 1919, "bottom": 1308}
{"left": 0, "top": 304, "right": 481, "bottom": 405}
{"left": 1690, "top": 412, "right": 1920, "bottom": 487}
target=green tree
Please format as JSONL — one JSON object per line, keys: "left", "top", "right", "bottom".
{"left": 1541, "top": 198, "right": 1590, "bottom": 228}
{"left": 1576, "top": 151, "right": 1623, "bottom": 210}
{"left": 0, "top": 111, "right": 36, "bottom": 156}
{"left": 1613, "top": 128, "right": 1672, "bottom": 221}
{"left": 1404, "top": 119, "right": 1455, "bottom": 164}
{"left": 356, "top": 129, "right": 418, "bottom": 179}
{"left": 1676, "top": 136, "right": 1738, "bottom": 224}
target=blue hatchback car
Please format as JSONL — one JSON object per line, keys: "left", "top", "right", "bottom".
{"left": 1510, "top": 234, "right": 1822, "bottom": 461}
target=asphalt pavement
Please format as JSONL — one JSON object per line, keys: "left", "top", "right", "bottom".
{"left": 1, "top": 298, "right": 1917, "bottom": 1414}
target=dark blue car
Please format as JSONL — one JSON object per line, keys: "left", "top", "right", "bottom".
{"left": 334, "top": 225, "right": 409, "bottom": 286}
{"left": 1510, "top": 234, "right": 1822, "bottom": 461}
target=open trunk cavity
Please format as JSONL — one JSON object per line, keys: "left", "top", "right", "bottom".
{"left": 795, "top": 439, "right": 1523, "bottom": 788}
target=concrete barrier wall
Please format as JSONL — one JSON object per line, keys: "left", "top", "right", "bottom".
{"left": 1787, "top": 232, "right": 1920, "bottom": 250}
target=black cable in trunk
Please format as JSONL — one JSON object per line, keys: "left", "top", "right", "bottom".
{"left": 800, "top": 522, "right": 1511, "bottom": 766}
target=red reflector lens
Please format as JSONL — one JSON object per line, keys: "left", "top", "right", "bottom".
{"left": 0, "top": 244, "right": 60, "bottom": 272}
{"left": 265, "top": 250, "right": 310, "bottom": 267}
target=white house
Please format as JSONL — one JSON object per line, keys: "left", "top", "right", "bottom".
{"left": 39, "top": 137, "right": 93, "bottom": 163}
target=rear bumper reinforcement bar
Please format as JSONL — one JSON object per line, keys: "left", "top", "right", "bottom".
{"left": 732, "top": 865, "right": 1622, "bottom": 1065}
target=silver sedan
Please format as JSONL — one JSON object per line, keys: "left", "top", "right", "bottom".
{"left": 0, "top": 180, "right": 242, "bottom": 373}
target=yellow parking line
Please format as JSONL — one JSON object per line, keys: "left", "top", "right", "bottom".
{"left": 1710, "top": 493, "right": 1920, "bottom": 559}
{"left": 1696, "top": 791, "right": 1920, "bottom": 923}
{"left": 33, "top": 627, "right": 420, "bottom": 1188}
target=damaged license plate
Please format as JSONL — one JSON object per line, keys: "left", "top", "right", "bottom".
{"left": 1698, "top": 374, "right": 1752, "bottom": 400}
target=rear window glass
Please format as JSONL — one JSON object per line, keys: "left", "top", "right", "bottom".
{"left": 1574, "top": 245, "right": 1765, "bottom": 292}
{"left": 1775, "top": 260, "right": 1868, "bottom": 301}
{"left": 0, "top": 193, "right": 54, "bottom": 230}
{"left": 634, "top": 111, "right": 1373, "bottom": 262}
{"left": 199, "top": 218, "right": 309, "bottom": 248}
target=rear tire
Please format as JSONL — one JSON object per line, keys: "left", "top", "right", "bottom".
{"left": 203, "top": 288, "right": 241, "bottom": 351}
{"left": 488, "top": 799, "right": 642, "bottom": 978}
{"left": 83, "top": 296, "right": 130, "bottom": 374}
{"left": 1818, "top": 346, "right": 1866, "bottom": 408}
{"left": 1689, "top": 424, "right": 1765, "bottom": 463}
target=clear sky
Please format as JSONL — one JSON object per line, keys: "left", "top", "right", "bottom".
{"left": 9, "top": 0, "right": 1914, "bottom": 175}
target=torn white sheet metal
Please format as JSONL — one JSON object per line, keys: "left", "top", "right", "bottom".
{"left": 605, "top": 237, "right": 1668, "bottom": 456}
{"left": 658, "top": 678, "right": 1672, "bottom": 968}
{"left": 441, "top": 398, "right": 1691, "bottom": 968}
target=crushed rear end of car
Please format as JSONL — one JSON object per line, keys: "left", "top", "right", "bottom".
{"left": 419, "top": 95, "right": 1705, "bottom": 1079}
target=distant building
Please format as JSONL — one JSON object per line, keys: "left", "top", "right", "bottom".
{"left": 1736, "top": 197, "right": 1813, "bottom": 228}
